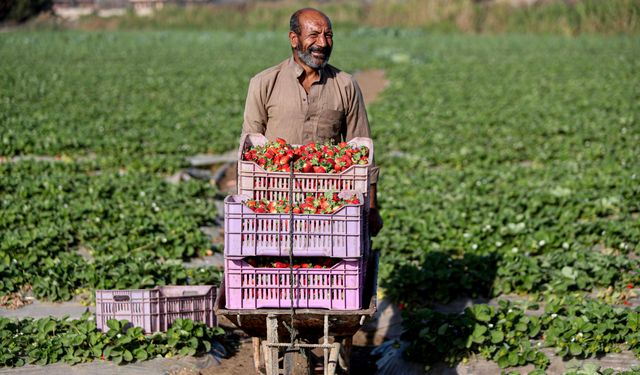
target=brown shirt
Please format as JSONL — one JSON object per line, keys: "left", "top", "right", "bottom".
{"left": 242, "top": 57, "right": 379, "bottom": 183}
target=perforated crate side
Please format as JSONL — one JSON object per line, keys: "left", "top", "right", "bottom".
{"left": 238, "top": 133, "right": 373, "bottom": 202}
{"left": 96, "top": 286, "right": 217, "bottom": 333}
{"left": 224, "top": 257, "right": 364, "bottom": 310}
{"left": 156, "top": 285, "right": 217, "bottom": 332}
{"left": 224, "top": 191, "right": 367, "bottom": 259}
{"left": 95, "top": 289, "right": 159, "bottom": 333}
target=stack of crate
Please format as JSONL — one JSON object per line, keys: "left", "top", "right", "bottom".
{"left": 223, "top": 133, "right": 373, "bottom": 310}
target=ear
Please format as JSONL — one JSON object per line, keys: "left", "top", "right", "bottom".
{"left": 289, "top": 31, "right": 298, "bottom": 49}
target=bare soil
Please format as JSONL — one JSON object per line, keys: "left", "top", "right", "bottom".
{"left": 353, "top": 69, "right": 389, "bottom": 107}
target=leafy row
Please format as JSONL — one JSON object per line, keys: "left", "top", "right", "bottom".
{"left": 403, "top": 296, "right": 640, "bottom": 371}
{"left": 0, "top": 314, "right": 224, "bottom": 367}
{"left": 0, "top": 161, "right": 221, "bottom": 301}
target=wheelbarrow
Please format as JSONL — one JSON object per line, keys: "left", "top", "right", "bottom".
{"left": 214, "top": 249, "right": 379, "bottom": 375}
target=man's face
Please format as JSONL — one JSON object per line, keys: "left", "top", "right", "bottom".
{"left": 291, "top": 12, "right": 333, "bottom": 70}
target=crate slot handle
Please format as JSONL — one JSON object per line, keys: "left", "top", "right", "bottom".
{"left": 182, "top": 291, "right": 199, "bottom": 296}
{"left": 114, "top": 295, "right": 130, "bottom": 302}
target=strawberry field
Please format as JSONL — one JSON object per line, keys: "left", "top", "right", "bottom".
{"left": 1, "top": 30, "right": 639, "bottom": 372}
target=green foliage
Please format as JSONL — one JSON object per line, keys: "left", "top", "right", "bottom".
{"left": 1, "top": 30, "right": 639, "bottom": 370}
{"left": 403, "top": 296, "right": 640, "bottom": 370}
{"left": 495, "top": 249, "right": 639, "bottom": 296}
{"left": 0, "top": 314, "right": 224, "bottom": 367}
{"left": 564, "top": 365, "right": 640, "bottom": 375}
{"left": 373, "top": 34, "right": 639, "bottom": 303}
{"left": 403, "top": 300, "right": 549, "bottom": 370}
{"left": 0, "top": 161, "right": 221, "bottom": 300}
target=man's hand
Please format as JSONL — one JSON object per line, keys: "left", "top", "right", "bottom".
{"left": 369, "top": 207, "right": 383, "bottom": 237}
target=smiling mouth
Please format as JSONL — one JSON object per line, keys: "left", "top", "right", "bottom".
{"left": 311, "top": 51, "right": 325, "bottom": 59}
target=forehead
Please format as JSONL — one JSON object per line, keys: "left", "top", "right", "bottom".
{"left": 299, "top": 11, "right": 332, "bottom": 33}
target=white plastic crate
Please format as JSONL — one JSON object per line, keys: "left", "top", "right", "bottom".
{"left": 95, "top": 285, "right": 216, "bottom": 333}
{"left": 237, "top": 133, "right": 373, "bottom": 203}
{"left": 224, "top": 191, "right": 367, "bottom": 259}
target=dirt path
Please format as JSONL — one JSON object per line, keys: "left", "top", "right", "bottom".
{"left": 354, "top": 69, "right": 389, "bottom": 107}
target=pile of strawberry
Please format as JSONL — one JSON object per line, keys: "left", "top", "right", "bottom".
{"left": 245, "top": 192, "right": 360, "bottom": 214}
{"left": 242, "top": 137, "right": 369, "bottom": 173}
{"left": 246, "top": 257, "right": 337, "bottom": 269}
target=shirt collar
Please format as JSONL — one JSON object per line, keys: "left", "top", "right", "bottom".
{"left": 288, "top": 56, "right": 326, "bottom": 84}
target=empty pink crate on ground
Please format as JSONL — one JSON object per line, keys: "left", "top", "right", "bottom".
{"left": 237, "top": 133, "right": 373, "bottom": 203}
{"left": 95, "top": 285, "right": 216, "bottom": 333}
{"left": 225, "top": 258, "right": 365, "bottom": 310}
{"left": 224, "top": 191, "right": 367, "bottom": 259}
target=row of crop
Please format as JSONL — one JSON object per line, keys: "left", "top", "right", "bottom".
{"left": 364, "top": 34, "right": 640, "bottom": 371}
{"left": 0, "top": 314, "right": 224, "bottom": 367}
{"left": 379, "top": 249, "right": 639, "bottom": 308}
{"left": 370, "top": 35, "right": 639, "bottom": 302}
{"left": 402, "top": 296, "right": 640, "bottom": 371}
{"left": 0, "top": 161, "right": 221, "bottom": 301}
{"left": 0, "top": 32, "right": 382, "bottom": 173}
{"left": 4, "top": 296, "right": 639, "bottom": 371}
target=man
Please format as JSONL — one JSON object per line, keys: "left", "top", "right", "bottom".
{"left": 242, "top": 8, "right": 382, "bottom": 236}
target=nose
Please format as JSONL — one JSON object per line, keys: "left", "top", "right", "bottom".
{"left": 316, "top": 33, "right": 327, "bottom": 48}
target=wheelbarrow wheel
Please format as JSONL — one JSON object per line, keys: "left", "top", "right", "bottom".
{"left": 337, "top": 336, "right": 352, "bottom": 374}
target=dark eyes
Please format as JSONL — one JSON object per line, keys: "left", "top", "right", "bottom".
{"left": 309, "top": 33, "right": 333, "bottom": 38}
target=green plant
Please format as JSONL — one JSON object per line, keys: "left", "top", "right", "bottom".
{"left": 0, "top": 315, "right": 224, "bottom": 367}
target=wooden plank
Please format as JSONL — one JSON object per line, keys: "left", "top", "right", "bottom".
{"left": 265, "top": 314, "right": 280, "bottom": 375}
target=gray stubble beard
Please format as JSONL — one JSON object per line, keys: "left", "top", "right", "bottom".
{"left": 295, "top": 44, "right": 331, "bottom": 70}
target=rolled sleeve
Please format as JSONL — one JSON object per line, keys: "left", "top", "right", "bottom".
{"left": 344, "top": 78, "right": 379, "bottom": 184}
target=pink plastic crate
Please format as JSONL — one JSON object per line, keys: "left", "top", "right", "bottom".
{"left": 224, "top": 257, "right": 365, "bottom": 310}
{"left": 95, "top": 285, "right": 216, "bottom": 333}
{"left": 224, "top": 191, "right": 367, "bottom": 259}
{"left": 237, "top": 133, "right": 373, "bottom": 202}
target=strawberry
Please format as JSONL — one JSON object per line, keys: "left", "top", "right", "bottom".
{"left": 280, "top": 155, "right": 291, "bottom": 165}
{"left": 313, "top": 166, "right": 327, "bottom": 173}
{"left": 264, "top": 150, "right": 275, "bottom": 159}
